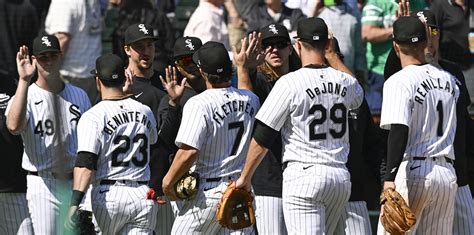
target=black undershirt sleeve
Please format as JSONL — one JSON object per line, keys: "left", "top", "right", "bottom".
{"left": 252, "top": 120, "right": 279, "bottom": 149}
{"left": 384, "top": 124, "right": 409, "bottom": 182}
{"left": 75, "top": 151, "right": 99, "bottom": 170}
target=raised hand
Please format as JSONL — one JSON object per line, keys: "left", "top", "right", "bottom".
{"left": 16, "top": 46, "right": 36, "bottom": 82}
{"left": 395, "top": 0, "right": 410, "bottom": 19}
{"left": 160, "top": 66, "right": 187, "bottom": 105}
{"left": 123, "top": 67, "right": 135, "bottom": 95}
{"left": 232, "top": 32, "right": 266, "bottom": 70}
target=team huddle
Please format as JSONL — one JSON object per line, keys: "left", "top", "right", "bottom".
{"left": 2, "top": 4, "right": 473, "bottom": 235}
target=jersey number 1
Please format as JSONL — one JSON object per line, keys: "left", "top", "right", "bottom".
{"left": 436, "top": 100, "right": 443, "bottom": 137}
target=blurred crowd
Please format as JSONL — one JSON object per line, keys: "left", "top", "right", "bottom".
{"left": 1, "top": 0, "right": 473, "bottom": 112}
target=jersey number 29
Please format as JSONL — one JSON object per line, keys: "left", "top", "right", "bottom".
{"left": 308, "top": 103, "right": 347, "bottom": 140}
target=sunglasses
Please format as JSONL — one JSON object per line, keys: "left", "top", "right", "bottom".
{"left": 175, "top": 56, "right": 194, "bottom": 67}
{"left": 430, "top": 28, "right": 439, "bottom": 37}
{"left": 262, "top": 41, "right": 290, "bottom": 50}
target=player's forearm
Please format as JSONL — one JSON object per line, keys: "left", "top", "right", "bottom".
{"left": 163, "top": 147, "right": 198, "bottom": 188}
{"left": 237, "top": 65, "right": 255, "bottom": 91}
{"left": 362, "top": 25, "right": 393, "bottom": 42}
{"left": 6, "top": 79, "right": 29, "bottom": 134}
{"left": 54, "top": 32, "right": 70, "bottom": 55}
{"left": 239, "top": 139, "right": 269, "bottom": 182}
{"left": 326, "top": 53, "right": 354, "bottom": 77}
{"left": 72, "top": 167, "right": 93, "bottom": 192}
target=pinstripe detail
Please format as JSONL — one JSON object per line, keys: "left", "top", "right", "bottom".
{"left": 335, "top": 201, "right": 372, "bottom": 235}
{"left": 171, "top": 179, "right": 255, "bottom": 235}
{"left": 77, "top": 98, "right": 157, "bottom": 183}
{"left": 154, "top": 201, "right": 175, "bottom": 235}
{"left": 380, "top": 64, "right": 459, "bottom": 160}
{"left": 254, "top": 196, "right": 287, "bottom": 235}
{"left": 0, "top": 193, "right": 33, "bottom": 234}
{"left": 453, "top": 185, "right": 474, "bottom": 235}
{"left": 377, "top": 160, "right": 457, "bottom": 234}
{"left": 175, "top": 87, "right": 260, "bottom": 179}
{"left": 256, "top": 67, "right": 363, "bottom": 165}
{"left": 283, "top": 163, "right": 351, "bottom": 234}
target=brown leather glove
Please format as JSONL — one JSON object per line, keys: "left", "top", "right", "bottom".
{"left": 380, "top": 188, "right": 416, "bottom": 235}
{"left": 216, "top": 182, "right": 255, "bottom": 230}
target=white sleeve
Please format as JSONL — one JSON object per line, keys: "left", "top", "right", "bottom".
{"left": 45, "top": 0, "right": 75, "bottom": 34}
{"left": 255, "top": 78, "right": 292, "bottom": 131}
{"left": 147, "top": 108, "right": 158, "bottom": 145}
{"left": 344, "top": 73, "right": 364, "bottom": 110}
{"left": 77, "top": 113, "right": 102, "bottom": 154}
{"left": 175, "top": 99, "right": 208, "bottom": 150}
{"left": 380, "top": 79, "right": 412, "bottom": 130}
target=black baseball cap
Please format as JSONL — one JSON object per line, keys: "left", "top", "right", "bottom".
{"left": 294, "top": 17, "right": 328, "bottom": 42}
{"left": 124, "top": 23, "right": 158, "bottom": 45}
{"left": 412, "top": 10, "right": 438, "bottom": 29}
{"left": 32, "top": 35, "right": 61, "bottom": 55}
{"left": 91, "top": 54, "right": 125, "bottom": 83}
{"left": 261, "top": 23, "right": 291, "bottom": 43}
{"left": 393, "top": 16, "right": 427, "bottom": 44}
{"left": 192, "top": 41, "right": 232, "bottom": 76}
{"left": 173, "top": 37, "right": 203, "bottom": 58}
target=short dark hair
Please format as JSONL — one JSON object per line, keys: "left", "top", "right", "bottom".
{"left": 202, "top": 71, "right": 232, "bottom": 84}
{"left": 300, "top": 40, "right": 327, "bottom": 53}
{"left": 98, "top": 77, "right": 125, "bottom": 88}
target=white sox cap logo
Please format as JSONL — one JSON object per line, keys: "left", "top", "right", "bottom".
{"left": 185, "top": 39, "right": 195, "bottom": 50}
{"left": 416, "top": 12, "right": 427, "bottom": 23}
{"left": 41, "top": 36, "right": 52, "bottom": 47}
{"left": 138, "top": 24, "right": 149, "bottom": 35}
{"left": 269, "top": 24, "right": 278, "bottom": 34}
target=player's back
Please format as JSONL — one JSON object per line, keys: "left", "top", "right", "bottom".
{"left": 381, "top": 64, "right": 459, "bottom": 159}
{"left": 260, "top": 66, "right": 363, "bottom": 165}
{"left": 77, "top": 97, "right": 157, "bottom": 183}
{"left": 175, "top": 87, "right": 260, "bottom": 179}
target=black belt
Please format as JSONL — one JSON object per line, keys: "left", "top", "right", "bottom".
{"left": 100, "top": 179, "right": 148, "bottom": 185}
{"left": 27, "top": 171, "right": 73, "bottom": 180}
{"left": 412, "top": 157, "right": 454, "bottom": 164}
{"left": 205, "top": 176, "right": 234, "bottom": 183}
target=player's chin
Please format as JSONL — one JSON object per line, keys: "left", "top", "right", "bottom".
{"left": 139, "top": 60, "right": 152, "bottom": 69}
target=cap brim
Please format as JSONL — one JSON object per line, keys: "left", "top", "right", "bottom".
{"left": 90, "top": 69, "right": 97, "bottom": 76}
{"left": 33, "top": 48, "right": 61, "bottom": 55}
{"left": 125, "top": 36, "right": 158, "bottom": 45}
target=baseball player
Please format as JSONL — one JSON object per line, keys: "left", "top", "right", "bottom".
{"left": 383, "top": 10, "right": 474, "bottom": 235}
{"left": 235, "top": 17, "right": 364, "bottom": 234}
{"left": 162, "top": 41, "right": 260, "bottom": 234}
{"left": 378, "top": 16, "right": 459, "bottom": 234}
{"left": 149, "top": 36, "right": 205, "bottom": 235}
{"left": 233, "top": 23, "right": 301, "bottom": 235}
{"left": 5, "top": 35, "right": 91, "bottom": 234}
{"left": 0, "top": 80, "right": 33, "bottom": 234}
{"left": 65, "top": 54, "right": 158, "bottom": 234}
{"left": 328, "top": 38, "right": 382, "bottom": 235}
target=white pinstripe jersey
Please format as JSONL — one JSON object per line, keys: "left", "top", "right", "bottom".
{"left": 255, "top": 66, "right": 364, "bottom": 165}
{"left": 5, "top": 83, "right": 91, "bottom": 172}
{"left": 380, "top": 64, "right": 459, "bottom": 160}
{"left": 175, "top": 87, "right": 260, "bottom": 179}
{"left": 77, "top": 97, "right": 157, "bottom": 182}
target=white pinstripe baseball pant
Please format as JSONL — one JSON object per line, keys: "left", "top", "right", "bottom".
{"left": 171, "top": 176, "right": 255, "bottom": 235}
{"left": 282, "top": 162, "right": 351, "bottom": 235}
{"left": 453, "top": 185, "right": 474, "bottom": 235}
{"left": 254, "top": 195, "right": 287, "bottom": 235}
{"left": 335, "top": 201, "right": 372, "bottom": 235}
{"left": 377, "top": 158, "right": 457, "bottom": 235}
{"left": 0, "top": 192, "right": 33, "bottom": 234}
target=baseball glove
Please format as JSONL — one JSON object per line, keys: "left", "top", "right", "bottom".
{"left": 216, "top": 182, "right": 255, "bottom": 230}
{"left": 175, "top": 172, "right": 199, "bottom": 200}
{"left": 380, "top": 188, "right": 416, "bottom": 235}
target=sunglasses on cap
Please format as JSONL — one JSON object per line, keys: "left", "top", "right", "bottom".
{"left": 175, "top": 55, "right": 194, "bottom": 67}
{"left": 430, "top": 28, "right": 439, "bottom": 37}
{"left": 262, "top": 41, "right": 290, "bottom": 50}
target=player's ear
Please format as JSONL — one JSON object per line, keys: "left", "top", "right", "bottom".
{"left": 124, "top": 45, "right": 131, "bottom": 57}
{"left": 95, "top": 77, "right": 101, "bottom": 92}
{"left": 393, "top": 42, "right": 401, "bottom": 58}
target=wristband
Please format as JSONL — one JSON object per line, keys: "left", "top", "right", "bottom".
{"left": 70, "top": 190, "right": 85, "bottom": 207}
